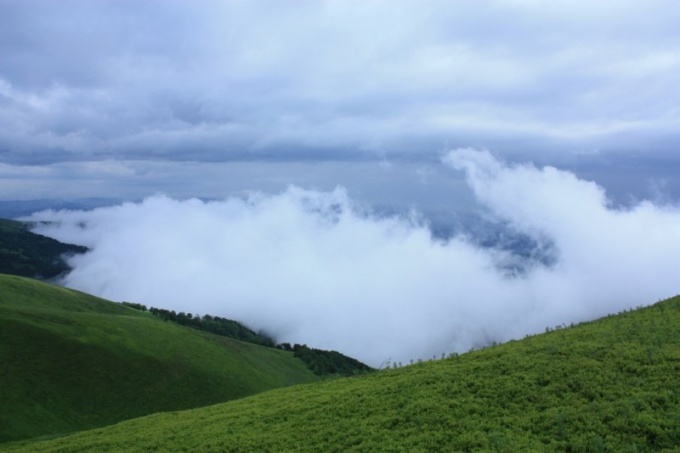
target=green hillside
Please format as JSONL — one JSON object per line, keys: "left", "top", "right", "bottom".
{"left": 0, "top": 219, "right": 87, "bottom": 280}
{"left": 0, "top": 221, "right": 371, "bottom": 377}
{"left": 7, "top": 295, "right": 679, "bottom": 452}
{"left": 0, "top": 274, "right": 318, "bottom": 443}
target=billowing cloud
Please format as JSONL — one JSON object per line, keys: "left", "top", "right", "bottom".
{"left": 27, "top": 150, "right": 680, "bottom": 366}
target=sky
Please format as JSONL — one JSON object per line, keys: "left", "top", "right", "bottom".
{"left": 4, "top": 1, "right": 680, "bottom": 364}
{"left": 1, "top": 0, "right": 680, "bottom": 206}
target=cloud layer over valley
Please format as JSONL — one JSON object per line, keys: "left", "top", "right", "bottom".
{"left": 28, "top": 150, "right": 680, "bottom": 366}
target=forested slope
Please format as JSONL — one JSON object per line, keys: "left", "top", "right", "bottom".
{"left": 0, "top": 219, "right": 86, "bottom": 279}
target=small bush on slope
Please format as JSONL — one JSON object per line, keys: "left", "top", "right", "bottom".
{"left": 8, "top": 295, "right": 679, "bottom": 452}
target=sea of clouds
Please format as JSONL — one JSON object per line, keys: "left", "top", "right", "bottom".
{"left": 27, "top": 149, "right": 680, "bottom": 366}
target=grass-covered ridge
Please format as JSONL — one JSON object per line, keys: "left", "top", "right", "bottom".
{"left": 0, "top": 274, "right": 318, "bottom": 443}
{"left": 125, "top": 303, "right": 373, "bottom": 376}
{"left": 7, "top": 294, "right": 679, "bottom": 452}
{"left": 1, "top": 214, "right": 371, "bottom": 376}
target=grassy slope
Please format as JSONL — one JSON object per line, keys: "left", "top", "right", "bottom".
{"left": 0, "top": 274, "right": 318, "bottom": 443}
{"left": 8, "top": 295, "right": 680, "bottom": 452}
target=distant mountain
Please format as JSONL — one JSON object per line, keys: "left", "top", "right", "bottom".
{"left": 0, "top": 274, "right": 319, "bottom": 443}
{"left": 0, "top": 198, "right": 122, "bottom": 218}
{"left": 7, "top": 294, "right": 679, "bottom": 451}
{"left": 0, "top": 219, "right": 87, "bottom": 280}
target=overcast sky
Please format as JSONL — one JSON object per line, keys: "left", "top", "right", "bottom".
{"left": 1, "top": 0, "right": 679, "bottom": 207}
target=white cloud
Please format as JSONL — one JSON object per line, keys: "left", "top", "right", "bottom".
{"left": 27, "top": 150, "right": 680, "bottom": 365}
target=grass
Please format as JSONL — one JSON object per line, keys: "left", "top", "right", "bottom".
{"left": 5, "top": 293, "right": 679, "bottom": 451}
{"left": 0, "top": 274, "right": 318, "bottom": 443}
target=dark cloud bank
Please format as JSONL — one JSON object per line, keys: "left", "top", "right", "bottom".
{"left": 28, "top": 150, "right": 680, "bottom": 366}
{"left": 2, "top": 1, "right": 680, "bottom": 184}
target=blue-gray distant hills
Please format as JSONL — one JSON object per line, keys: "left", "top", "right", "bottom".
{"left": 0, "top": 198, "right": 122, "bottom": 218}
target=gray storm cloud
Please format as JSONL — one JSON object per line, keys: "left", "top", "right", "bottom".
{"left": 3, "top": 1, "right": 680, "bottom": 205}
{"left": 28, "top": 149, "right": 680, "bottom": 366}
